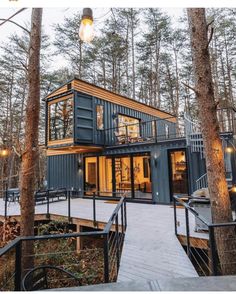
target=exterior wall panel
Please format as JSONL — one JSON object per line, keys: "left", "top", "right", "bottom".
{"left": 47, "top": 154, "right": 83, "bottom": 191}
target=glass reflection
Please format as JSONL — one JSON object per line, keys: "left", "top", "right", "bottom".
{"left": 49, "top": 98, "right": 73, "bottom": 141}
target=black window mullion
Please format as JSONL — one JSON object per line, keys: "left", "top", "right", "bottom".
{"left": 130, "top": 155, "right": 135, "bottom": 199}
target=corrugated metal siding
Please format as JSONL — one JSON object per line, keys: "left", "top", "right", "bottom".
{"left": 150, "top": 140, "right": 186, "bottom": 204}
{"left": 74, "top": 92, "right": 94, "bottom": 144}
{"left": 74, "top": 91, "right": 176, "bottom": 146}
{"left": 47, "top": 154, "right": 83, "bottom": 190}
{"left": 186, "top": 147, "right": 206, "bottom": 194}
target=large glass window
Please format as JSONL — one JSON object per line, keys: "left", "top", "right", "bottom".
{"left": 152, "top": 120, "right": 157, "bottom": 138}
{"left": 96, "top": 105, "right": 104, "bottom": 130}
{"left": 169, "top": 150, "right": 188, "bottom": 197}
{"left": 49, "top": 97, "right": 73, "bottom": 141}
{"left": 84, "top": 153, "right": 152, "bottom": 200}
{"left": 118, "top": 115, "right": 140, "bottom": 138}
{"left": 85, "top": 157, "right": 97, "bottom": 194}
{"left": 165, "top": 124, "right": 170, "bottom": 138}
{"left": 99, "top": 157, "right": 112, "bottom": 196}
{"left": 133, "top": 155, "right": 152, "bottom": 199}
{"left": 115, "top": 157, "right": 132, "bottom": 198}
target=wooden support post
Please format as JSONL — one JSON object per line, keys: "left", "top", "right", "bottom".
{"left": 76, "top": 223, "right": 83, "bottom": 253}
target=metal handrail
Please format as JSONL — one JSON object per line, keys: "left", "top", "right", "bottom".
{"left": 173, "top": 194, "right": 236, "bottom": 276}
{"left": 0, "top": 196, "right": 127, "bottom": 290}
{"left": 104, "top": 197, "right": 125, "bottom": 234}
{"left": 103, "top": 115, "right": 176, "bottom": 132}
{"left": 174, "top": 195, "right": 210, "bottom": 227}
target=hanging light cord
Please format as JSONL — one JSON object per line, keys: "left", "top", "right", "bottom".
{"left": 94, "top": 9, "right": 112, "bottom": 21}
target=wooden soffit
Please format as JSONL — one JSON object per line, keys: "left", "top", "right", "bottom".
{"left": 46, "top": 145, "right": 103, "bottom": 156}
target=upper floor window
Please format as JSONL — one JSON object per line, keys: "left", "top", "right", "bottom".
{"left": 49, "top": 97, "right": 73, "bottom": 141}
{"left": 165, "top": 124, "right": 170, "bottom": 138}
{"left": 118, "top": 114, "right": 140, "bottom": 138}
{"left": 152, "top": 120, "right": 157, "bottom": 138}
{"left": 96, "top": 105, "right": 104, "bottom": 130}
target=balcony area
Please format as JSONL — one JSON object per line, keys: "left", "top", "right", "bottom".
{"left": 102, "top": 118, "right": 185, "bottom": 148}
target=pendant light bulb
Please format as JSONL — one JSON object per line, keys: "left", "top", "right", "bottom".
{"left": 79, "top": 8, "right": 95, "bottom": 43}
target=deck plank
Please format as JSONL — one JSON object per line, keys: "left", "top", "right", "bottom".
{"left": 118, "top": 203, "right": 198, "bottom": 281}
{"left": 0, "top": 199, "right": 198, "bottom": 280}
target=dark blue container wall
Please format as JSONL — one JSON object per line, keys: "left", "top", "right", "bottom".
{"left": 186, "top": 148, "right": 206, "bottom": 194}
{"left": 74, "top": 92, "right": 94, "bottom": 144}
{"left": 150, "top": 141, "right": 186, "bottom": 204}
{"left": 103, "top": 139, "right": 187, "bottom": 204}
{"left": 73, "top": 91, "right": 176, "bottom": 146}
{"left": 47, "top": 153, "right": 83, "bottom": 192}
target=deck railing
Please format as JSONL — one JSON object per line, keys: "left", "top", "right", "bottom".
{"left": 173, "top": 195, "right": 236, "bottom": 276}
{"left": 0, "top": 196, "right": 127, "bottom": 290}
{"left": 102, "top": 116, "right": 185, "bottom": 147}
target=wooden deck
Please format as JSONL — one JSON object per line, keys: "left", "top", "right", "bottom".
{"left": 117, "top": 203, "right": 198, "bottom": 282}
{"left": 0, "top": 199, "right": 200, "bottom": 280}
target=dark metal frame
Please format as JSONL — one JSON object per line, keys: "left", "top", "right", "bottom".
{"left": 21, "top": 265, "right": 82, "bottom": 291}
{"left": 0, "top": 196, "right": 127, "bottom": 290}
{"left": 83, "top": 152, "right": 153, "bottom": 201}
{"left": 103, "top": 116, "right": 182, "bottom": 147}
{"left": 173, "top": 195, "right": 236, "bottom": 276}
{"left": 168, "top": 148, "right": 190, "bottom": 202}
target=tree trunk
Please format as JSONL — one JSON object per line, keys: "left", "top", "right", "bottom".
{"left": 131, "top": 9, "right": 136, "bottom": 99}
{"left": 187, "top": 8, "right": 236, "bottom": 275}
{"left": 19, "top": 8, "right": 42, "bottom": 273}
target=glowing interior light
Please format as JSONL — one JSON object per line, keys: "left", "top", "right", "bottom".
{"left": 231, "top": 186, "right": 236, "bottom": 193}
{"left": 226, "top": 147, "right": 233, "bottom": 153}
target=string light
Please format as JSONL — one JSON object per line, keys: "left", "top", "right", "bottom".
{"left": 79, "top": 8, "right": 94, "bottom": 43}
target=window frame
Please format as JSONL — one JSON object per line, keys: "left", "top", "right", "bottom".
{"left": 117, "top": 114, "right": 141, "bottom": 138}
{"left": 47, "top": 94, "right": 74, "bottom": 145}
{"left": 96, "top": 104, "right": 104, "bottom": 130}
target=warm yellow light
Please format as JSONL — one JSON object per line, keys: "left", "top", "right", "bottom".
{"left": 0, "top": 149, "right": 9, "bottom": 157}
{"left": 79, "top": 15, "right": 94, "bottom": 43}
{"left": 226, "top": 147, "right": 233, "bottom": 153}
{"left": 231, "top": 186, "right": 236, "bottom": 193}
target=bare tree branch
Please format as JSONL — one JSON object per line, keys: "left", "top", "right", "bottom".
{"left": 182, "top": 82, "right": 197, "bottom": 94}
{"left": 206, "top": 27, "right": 214, "bottom": 49}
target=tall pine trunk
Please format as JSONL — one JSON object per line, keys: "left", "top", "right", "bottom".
{"left": 20, "top": 8, "right": 42, "bottom": 273}
{"left": 187, "top": 8, "right": 236, "bottom": 275}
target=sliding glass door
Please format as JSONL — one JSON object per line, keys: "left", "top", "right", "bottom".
{"left": 169, "top": 149, "right": 188, "bottom": 201}
{"left": 99, "top": 157, "right": 113, "bottom": 196}
{"left": 84, "top": 157, "right": 97, "bottom": 195}
{"left": 133, "top": 155, "right": 152, "bottom": 200}
{"left": 84, "top": 153, "right": 152, "bottom": 200}
{"left": 115, "top": 157, "right": 132, "bottom": 198}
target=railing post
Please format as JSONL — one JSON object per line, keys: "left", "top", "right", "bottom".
{"left": 115, "top": 215, "right": 120, "bottom": 273}
{"left": 173, "top": 197, "right": 177, "bottom": 236}
{"left": 125, "top": 125, "right": 128, "bottom": 144}
{"left": 4, "top": 188, "right": 7, "bottom": 219}
{"left": 124, "top": 198, "right": 127, "bottom": 230}
{"left": 46, "top": 190, "right": 49, "bottom": 219}
{"left": 93, "top": 192, "right": 97, "bottom": 227}
{"left": 68, "top": 190, "right": 71, "bottom": 223}
{"left": 185, "top": 207, "right": 191, "bottom": 258}
{"left": 14, "top": 240, "right": 22, "bottom": 291}
{"left": 121, "top": 202, "right": 124, "bottom": 235}
{"left": 155, "top": 121, "right": 158, "bottom": 143}
{"left": 103, "top": 233, "right": 109, "bottom": 283}
{"left": 209, "top": 226, "right": 218, "bottom": 276}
